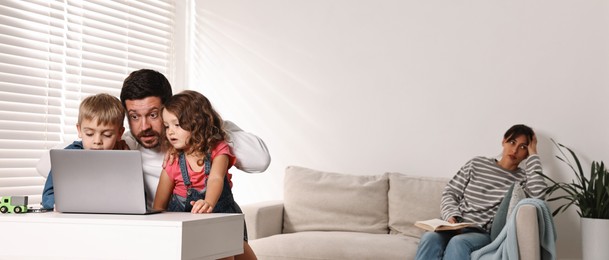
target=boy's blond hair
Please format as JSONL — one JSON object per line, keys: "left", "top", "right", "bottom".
{"left": 78, "top": 93, "right": 125, "bottom": 127}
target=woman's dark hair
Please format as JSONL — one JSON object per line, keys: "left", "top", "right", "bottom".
{"left": 120, "top": 69, "right": 173, "bottom": 108}
{"left": 503, "top": 124, "right": 534, "bottom": 142}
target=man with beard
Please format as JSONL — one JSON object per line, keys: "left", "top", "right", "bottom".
{"left": 120, "top": 69, "right": 270, "bottom": 209}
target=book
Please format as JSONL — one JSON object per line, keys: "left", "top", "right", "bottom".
{"left": 414, "top": 218, "right": 475, "bottom": 231}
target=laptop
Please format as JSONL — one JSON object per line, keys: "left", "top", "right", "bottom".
{"left": 50, "top": 149, "right": 161, "bottom": 215}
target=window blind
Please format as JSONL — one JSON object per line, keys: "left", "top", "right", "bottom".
{"left": 0, "top": 0, "right": 175, "bottom": 206}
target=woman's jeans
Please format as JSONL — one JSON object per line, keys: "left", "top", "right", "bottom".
{"left": 415, "top": 228, "right": 491, "bottom": 260}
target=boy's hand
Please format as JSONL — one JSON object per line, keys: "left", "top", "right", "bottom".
{"left": 190, "top": 199, "right": 213, "bottom": 214}
{"left": 113, "top": 140, "right": 130, "bottom": 150}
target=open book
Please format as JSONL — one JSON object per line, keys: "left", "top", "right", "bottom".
{"left": 414, "top": 218, "right": 475, "bottom": 231}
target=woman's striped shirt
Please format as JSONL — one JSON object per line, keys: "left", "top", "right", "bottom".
{"left": 440, "top": 154, "right": 547, "bottom": 231}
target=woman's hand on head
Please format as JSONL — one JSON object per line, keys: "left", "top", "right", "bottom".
{"left": 190, "top": 199, "right": 213, "bottom": 214}
{"left": 528, "top": 134, "right": 538, "bottom": 156}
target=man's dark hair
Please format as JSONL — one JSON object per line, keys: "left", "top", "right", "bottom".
{"left": 120, "top": 69, "right": 173, "bottom": 108}
{"left": 503, "top": 124, "right": 534, "bottom": 143}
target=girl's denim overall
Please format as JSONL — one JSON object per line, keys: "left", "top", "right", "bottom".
{"left": 167, "top": 152, "right": 247, "bottom": 240}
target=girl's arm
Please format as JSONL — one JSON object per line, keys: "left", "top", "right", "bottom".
{"left": 190, "top": 154, "right": 229, "bottom": 214}
{"left": 153, "top": 169, "right": 174, "bottom": 211}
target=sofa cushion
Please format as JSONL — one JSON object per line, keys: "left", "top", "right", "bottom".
{"left": 282, "top": 166, "right": 389, "bottom": 234}
{"left": 507, "top": 182, "right": 526, "bottom": 218}
{"left": 249, "top": 231, "right": 419, "bottom": 260}
{"left": 387, "top": 172, "right": 448, "bottom": 237}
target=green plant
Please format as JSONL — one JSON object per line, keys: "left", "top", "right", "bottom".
{"left": 536, "top": 139, "right": 609, "bottom": 218}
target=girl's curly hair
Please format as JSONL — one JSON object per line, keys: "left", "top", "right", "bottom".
{"left": 161, "top": 90, "right": 226, "bottom": 166}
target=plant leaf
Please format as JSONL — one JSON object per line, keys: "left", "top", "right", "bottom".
{"left": 540, "top": 140, "right": 609, "bottom": 219}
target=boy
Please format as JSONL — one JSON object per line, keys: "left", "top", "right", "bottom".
{"left": 41, "top": 93, "right": 126, "bottom": 209}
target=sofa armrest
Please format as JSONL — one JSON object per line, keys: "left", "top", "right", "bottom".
{"left": 242, "top": 200, "right": 284, "bottom": 240}
{"left": 515, "top": 204, "right": 540, "bottom": 260}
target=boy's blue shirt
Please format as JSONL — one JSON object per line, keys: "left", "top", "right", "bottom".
{"left": 41, "top": 141, "right": 84, "bottom": 209}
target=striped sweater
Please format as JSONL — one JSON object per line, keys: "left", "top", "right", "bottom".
{"left": 440, "top": 155, "right": 547, "bottom": 231}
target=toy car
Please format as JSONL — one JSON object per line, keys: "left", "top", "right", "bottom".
{"left": 0, "top": 196, "right": 28, "bottom": 213}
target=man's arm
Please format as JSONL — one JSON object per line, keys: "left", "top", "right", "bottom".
{"left": 224, "top": 121, "right": 271, "bottom": 173}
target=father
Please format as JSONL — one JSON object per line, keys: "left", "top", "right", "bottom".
{"left": 120, "top": 69, "right": 271, "bottom": 209}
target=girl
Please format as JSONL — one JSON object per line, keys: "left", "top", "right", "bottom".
{"left": 153, "top": 90, "right": 257, "bottom": 260}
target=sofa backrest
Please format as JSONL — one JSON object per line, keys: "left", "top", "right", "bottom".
{"left": 281, "top": 166, "right": 450, "bottom": 238}
{"left": 387, "top": 172, "right": 449, "bottom": 238}
{"left": 282, "top": 166, "right": 389, "bottom": 234}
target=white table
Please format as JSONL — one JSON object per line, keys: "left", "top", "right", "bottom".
{"left": 0, "top": 212, "right": 244, "bottom": 260}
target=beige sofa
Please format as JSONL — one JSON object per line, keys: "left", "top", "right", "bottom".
{"left": 242, "top": 166, "right": 541, "bottom": 260}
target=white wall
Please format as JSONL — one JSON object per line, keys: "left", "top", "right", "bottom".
{"left": 185, "top": 1, "right": 609, "bottom": 259}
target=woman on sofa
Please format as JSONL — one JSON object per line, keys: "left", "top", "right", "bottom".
{"left": 414, "top": 124, "right": 547, "bottom": 260}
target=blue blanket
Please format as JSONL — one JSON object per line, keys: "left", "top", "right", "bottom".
{"left": 471, "top": 198, "right": 557, "bottom": 260}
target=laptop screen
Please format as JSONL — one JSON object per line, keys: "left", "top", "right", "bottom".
{"left": 50, "top": 149, "right": 155, "bottom": 214}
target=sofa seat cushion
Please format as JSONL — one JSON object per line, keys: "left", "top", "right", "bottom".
{"left": 283, "top": 166, "right": 389, "bottom": 234}
{"left": 387, "top": 172, "right": 448, "bottom": 237}
{"left": 249, "top": 231, "right": 419, "bottom": 260}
